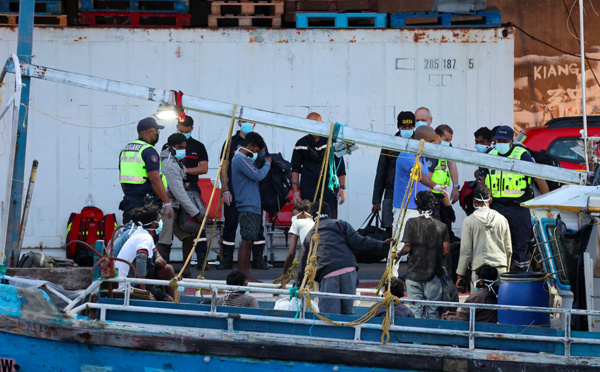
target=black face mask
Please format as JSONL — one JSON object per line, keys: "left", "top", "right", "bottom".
{"left": 150, "top": 132, "right": 160, "bottom": 146}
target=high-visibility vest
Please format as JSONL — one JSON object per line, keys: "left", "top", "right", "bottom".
{"left": 119, "top": 139, "right": 167, "bottom": 188}
{"left": 431, "top": 158, "right": 451, "bottom": 194}
{"left": 485, "top": 146, "right": 531, "bottom": 199}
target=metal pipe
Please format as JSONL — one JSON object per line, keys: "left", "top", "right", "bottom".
{"left": 579, "top": 0, "right": 590, "bottom": 172}
{"left": 3, "top": 61, "right": 588, "bottom": 185}
{"left": 100, "top": 277, "right": 600, "bottom": 316}
{"left": 63, "top": 280, "right": 102, "bottom": 313}
{"left": 0, "top": 91, "right": 16, "bottom": 121}
{"left": 4, "top": 0, "right": 35, "bottom": 264}
{"left": 42, "top": 283, "right": 73, "bottom": 305}
{"left": 0, "top": 54, "right": 22, "bottom": 257}
{"left": 16, "top": 159, "right": 38, "bottom": 261}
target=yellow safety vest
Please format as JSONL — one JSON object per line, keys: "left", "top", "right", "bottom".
{"left": 485, "top": 146, "right": 531, "bottom": 199}
{"left": 431, "top": 158, "right": 451, "bottom": 194}
{"left": 119, "top": 139, "right": 167, "bottom": 188}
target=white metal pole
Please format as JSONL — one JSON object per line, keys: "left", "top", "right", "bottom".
{"left": 580, "top": 0, "right": 590, "bottom": 172}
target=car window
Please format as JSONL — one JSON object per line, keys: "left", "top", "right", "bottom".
{"left": 547, "top": 137, "right": 584, "bottom": 163}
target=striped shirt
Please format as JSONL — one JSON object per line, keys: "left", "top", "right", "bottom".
{"left": 216, "top": 292, "right": 259, "bottom": 308}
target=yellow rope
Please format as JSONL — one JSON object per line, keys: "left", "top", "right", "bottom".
{"left": 170, "top": 103, "right": 238, "bottom": 302}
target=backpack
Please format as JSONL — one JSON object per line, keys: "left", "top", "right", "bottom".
{"left": 528, "top": 149, "right": 563, "bottom": 191}
{"left": 260, "top": 153, "right": 292, "bottom": 221}
{"left": 65, "top": 206, "right": 117, "bottom": 266}
{"left": 459, "top": 181, "right": 476, "bottom": 216}
{"left": 18, "top": 251, "right": 55, "bottom": 268}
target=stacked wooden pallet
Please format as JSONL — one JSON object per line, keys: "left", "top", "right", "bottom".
{"left": 79, "top": 0, "right": 191, "bottom": 28}
{"left": 0, "top": 0, "right": 66, "bottom": 26}
{"left": 209, "top": 0, "right": 283, "bottom": 28}
{"left": 284, "top": 0, "right": 377, "bottom": 24}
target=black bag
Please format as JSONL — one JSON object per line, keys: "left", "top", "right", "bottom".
{"left": 260, "top": 152, "right": 292, "bottom": 220}
{"left": 177, "top": 189, "right": 207, "bottom": 234}
{"left": 355, "top": 212, "right": 390, "bottom": 263}
{"left": 438, "top": 267, "right": 459, "bottom": 315}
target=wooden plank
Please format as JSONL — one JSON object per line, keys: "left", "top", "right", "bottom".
{"left": 0, "top": 13, "right": 66, "bottom": 26}
{"left": 208, "top": 14, "right": 281, "bottom": 27}
{"left": 6, "top": 267, "right": 92, "bottom": 290}
{"left": 211, "top": 1, "right": 284, "bottom": 16}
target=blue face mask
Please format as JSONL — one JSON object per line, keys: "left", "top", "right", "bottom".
{"left": 475, "top": 144, "right": 489, "bottom": 153}
{"left": 400, "top": 129, "right": 414, "bottom": 139}
{"left": 240, "top": 122, "right": 254, "bottom": 135}
{"left": 415, "top": 121, "right": 428, "bottom": 129}
{"left": 495, "top": 143, "right": 511, "bottom": 155}
{"left": 178, "top": 130, "right": 191, "bottom": 139}
{"left": 258, "top": 149, "right": 266, "bottom": 157}
{"left": 146, "top": 220, "right": 163, "bottom": 235}
{"left": 175, "top": 149, "right": 186, "bottom": 160}
{"left": 441, "top": 140, "right": 451, "bottom": 147}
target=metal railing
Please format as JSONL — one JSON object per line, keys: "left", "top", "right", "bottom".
{"left": 61, "top": 276, "right": 600, "bottom": 363}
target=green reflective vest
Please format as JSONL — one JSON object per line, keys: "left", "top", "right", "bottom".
{"left": 119, "top": 139, "right": 167, "bottom": 188}
{"left": 485, "top": 146, "right": 531, "bottom": 199}
{"left": 431, "top": 158, "right": 451, "bottom": 194}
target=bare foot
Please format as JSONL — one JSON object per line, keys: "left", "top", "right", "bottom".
{"left": 247, "top": 275, "right": 262, "bottom": 283}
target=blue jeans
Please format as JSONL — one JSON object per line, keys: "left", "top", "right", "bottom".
{"left": 406, "top": 276, "right": 442, "bottom": 319}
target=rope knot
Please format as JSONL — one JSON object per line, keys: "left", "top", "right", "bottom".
{"left": 311, "top": 234, "right": 320, "bottom": 243}
{"left": 169, "top": 277, "right": 180, "bottom": 303}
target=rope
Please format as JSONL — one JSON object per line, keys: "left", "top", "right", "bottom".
{"left": 197, "top": 108, "right": 238, "bottom": 280}
{"left": 170, "top": 103, "right": 238, "bottom": 302}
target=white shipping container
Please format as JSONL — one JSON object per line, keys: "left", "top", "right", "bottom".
{"left": 0, "top": 27, "right": 514, "bottom": 255}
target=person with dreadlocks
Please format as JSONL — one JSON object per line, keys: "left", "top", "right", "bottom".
{"left": 395, "top": 190, "right": 450, "bottom": 319}
{"left": 442, "top": 264, "right": 499, "bottom": 323}
{"left": 456, "top": 185, "right": 512, "bottom": 291}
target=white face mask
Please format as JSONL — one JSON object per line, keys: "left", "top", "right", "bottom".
{"left": 420, "top": 210, "right": 433, "bottom": 219}
{"left": 473, "top": 197, "right": 490, "bottom": 210}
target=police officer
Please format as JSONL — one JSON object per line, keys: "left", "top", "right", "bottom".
{"left": 428, "top": 124, "right": 456, "bottom": 239}
{"left": 217, "top": 121, "right": 268, "bottom": 270}
{"left": 291, "top": 112, "right": 346, "bottom": 219}
{"left": 484, "top": 125, "right": 549, "bottom": 271}
{"left": 119, "top": 117, "right": 174, "bottom": 223}
{"left": 176, "top": 115, "right": 210, "bottom": 269}
{"left": 372, "top": 111, "right": 415, "bottom": 235}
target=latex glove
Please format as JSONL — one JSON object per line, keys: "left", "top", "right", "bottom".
{"left": 433, "top": 184, "right": 446, "bottom": 193}
{"left": 450, "top": 188, "right": 459, "bottom": 204}
{"left": 292, "top": 190, "right": 301, "bottom": 203}
{"left": 337, "top": 189, "right": 346, "bottom": 205}
{"left": 223, "top": 191, "right": 233, "bottom": 206}
{"left": 372, "top": 203, "right": 381, "bottom": 213}
{"left": 165, "top": 203, "right": 174, "bottom": 218}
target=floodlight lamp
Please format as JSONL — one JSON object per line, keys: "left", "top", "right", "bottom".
{"left": 155, "top": 102, "right": 178, "bottom": 120}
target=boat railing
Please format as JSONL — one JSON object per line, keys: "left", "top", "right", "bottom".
{"left": 61, "top": 276, "right": 600, "bottom": 360}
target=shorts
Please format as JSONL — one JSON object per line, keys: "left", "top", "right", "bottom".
{"left": 157, "top": 206, "right": 197, "bottom": 245}
{"left": 239, "top": 211, "right": 262, "bottom": 241}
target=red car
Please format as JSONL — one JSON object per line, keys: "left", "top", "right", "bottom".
{"left": 516, "top": 116, "right": 600, "bottom": 170}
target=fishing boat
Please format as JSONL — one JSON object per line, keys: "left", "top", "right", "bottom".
{"left": 2, "top": 1, "right": 600, "bottom": 371}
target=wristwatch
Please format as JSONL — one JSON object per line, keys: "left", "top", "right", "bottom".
{"left": 453, "top": 185, "right": 460, "bottom": 189}
{"left": 340, "top": 185, "right": 346, "bottom": 190}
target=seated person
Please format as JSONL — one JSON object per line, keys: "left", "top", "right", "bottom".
{"left": 115, "top": 204, "right": 176, "bottom": 302}
{"left": 217, "top": 270, "right": 259, "bottom": 308}
{"left": 280, "top": 200, "right": 314, "bottom": 287}
{"left": 370, "top": 277, "right": 415, "bottom": 319}
{"left": 442, "top": 264, "right": 498, "bottom": 323}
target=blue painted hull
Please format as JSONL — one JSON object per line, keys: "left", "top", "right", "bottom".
{"left": 0, "top": 331, "right": 417, "bottom": 372}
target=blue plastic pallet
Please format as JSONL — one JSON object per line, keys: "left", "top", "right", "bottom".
{"left": 79, "top": 0, "right": 189, "bottom": 13}
{"left": 390, "top": 6, "right": 501, "bottom": 28}
{"left": 296, "top": 12, "right": 386, "bottom": 28}
{"left": 0, "top": 0, "right": 62, "bottom": 14}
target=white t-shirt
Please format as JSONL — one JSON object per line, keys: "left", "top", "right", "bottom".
{"left": 289, "top": 218, "right": 315, "bottom": 245}
{"left": 115, "top": 227, "right": 154, "bottom": 291}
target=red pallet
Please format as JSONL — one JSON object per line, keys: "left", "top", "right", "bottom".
{"left": 80, "top": 11, "right": 191, "bottom": 27}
